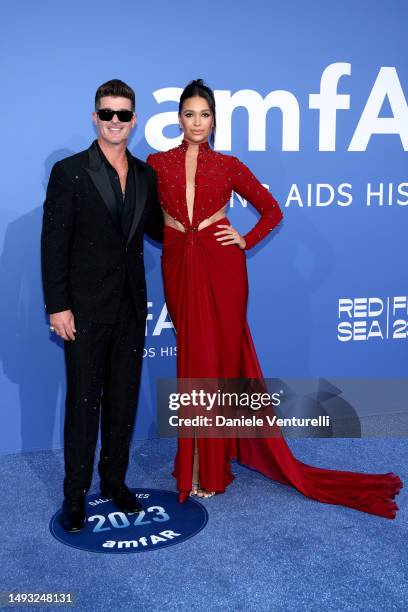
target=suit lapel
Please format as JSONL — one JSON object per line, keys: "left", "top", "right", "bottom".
{"left": 127, "top": 158, "right": 147, "bottom": 245}
{"left": 85, "top": 141, "right": 121, "bottom": 232}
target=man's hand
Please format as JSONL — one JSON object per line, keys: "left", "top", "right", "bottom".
{"left": 50, "top": 310, "right": 76, "bottom": 341}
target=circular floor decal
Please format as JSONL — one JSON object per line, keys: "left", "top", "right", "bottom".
{"left": 50, "top": 488, "right": 208, "bottom": 553}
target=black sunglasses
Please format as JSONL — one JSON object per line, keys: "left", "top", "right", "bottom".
{"left": 96, "top": 109, "right": 134, "bottom": 122}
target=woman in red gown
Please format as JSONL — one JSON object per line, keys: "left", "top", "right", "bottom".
{"left": 147, "top": 79, "right": 402, "bottom": 518}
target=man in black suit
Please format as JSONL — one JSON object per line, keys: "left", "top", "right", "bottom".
{"left": 41, "top": 79, "right": 162, "bottom": 532}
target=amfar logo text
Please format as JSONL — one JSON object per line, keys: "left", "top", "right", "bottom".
{"left": 145, "top": 63, "right": 408, "bottom": 152}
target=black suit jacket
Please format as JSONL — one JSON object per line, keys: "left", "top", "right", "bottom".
{"left": 41, "top": 140, "right": 163, "bottom": 324}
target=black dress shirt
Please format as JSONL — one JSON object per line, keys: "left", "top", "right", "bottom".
{"left": 96, "top": 141, "right": 135, "bottom": 238}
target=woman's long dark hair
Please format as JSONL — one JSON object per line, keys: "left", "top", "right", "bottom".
{"left": 179, "top": 79, "right": 216, "bottom": 143}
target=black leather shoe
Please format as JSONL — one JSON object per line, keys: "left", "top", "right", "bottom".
{"left": 59, "top": 497, "right": 86, "bottom": 532}
{"left": 100, "top": 483, "right": 143, "bottom": 513}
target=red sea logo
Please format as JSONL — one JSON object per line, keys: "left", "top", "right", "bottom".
{"left": 50, "top": 489, "right": 208, "bottom": 553}
{"left": 337, "top": 296, "right": 408, "bottom": 341}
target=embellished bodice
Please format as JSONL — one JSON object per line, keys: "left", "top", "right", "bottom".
{"left": 147, "top": 139, "right": 283, "bottom": 249}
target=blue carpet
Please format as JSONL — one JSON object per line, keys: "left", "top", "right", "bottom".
{"left": 1, "top": 438, "right": 407, "bottom": 611}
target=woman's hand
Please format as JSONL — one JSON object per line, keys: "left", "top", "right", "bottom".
{"left": 214, "top": 224, "right": 246, "bottom": 249}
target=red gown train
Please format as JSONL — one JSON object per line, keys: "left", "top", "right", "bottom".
{"left": 147, "top": 140, "right": 402, "bottom": 518}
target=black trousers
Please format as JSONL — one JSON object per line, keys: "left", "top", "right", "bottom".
{"left": 63, "top": 283, "right": 145, "bottom": 499}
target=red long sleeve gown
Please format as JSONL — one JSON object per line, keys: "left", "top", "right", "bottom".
{"left": 147, "top": 139, "right": 402, "bottom": 518}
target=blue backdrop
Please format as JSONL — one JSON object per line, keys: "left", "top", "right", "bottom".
{"left": 0, "top": 0, "right": 406, "bottom": 453}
